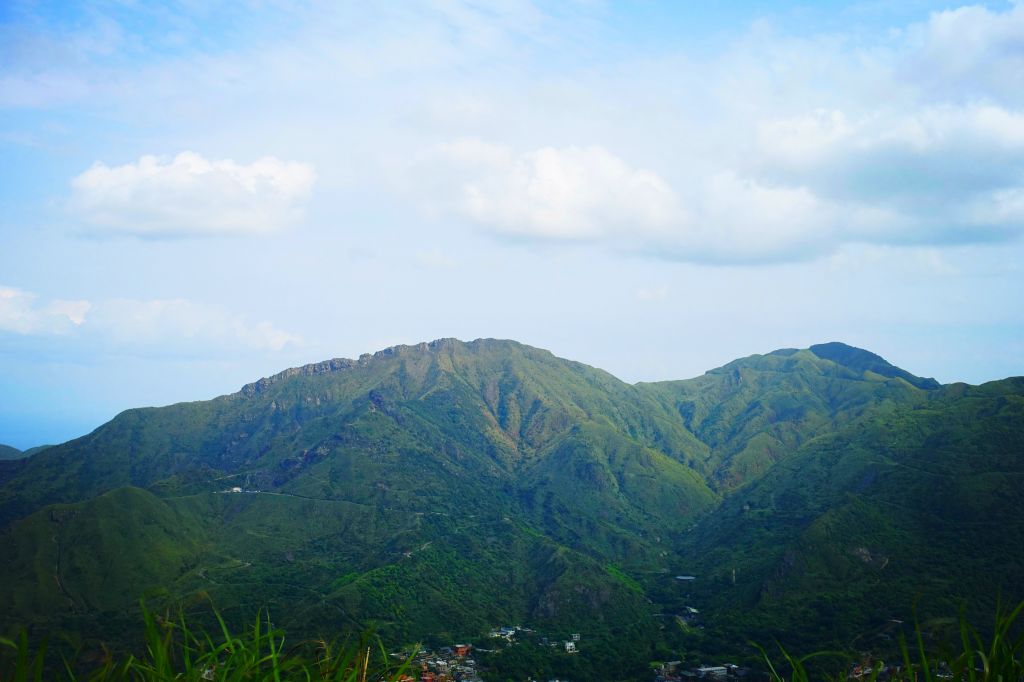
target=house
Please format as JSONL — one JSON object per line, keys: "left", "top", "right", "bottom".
{"left": 453, "top": 644, "right": 470, "bottom": 657}
{"left": 231, "top": 486, "right": 243, "bottom": 493}
{"left": 571, "top": 633, "right": 580, "bottom": 641}
{"left": 696, "top": 666, "right": 727, "bottom": 679}
{"left": 564, "top": 641, "right": 576, "bottom": 653}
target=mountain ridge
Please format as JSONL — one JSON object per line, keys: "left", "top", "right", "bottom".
{"left": 0, "top": 337, "right": 1019, "bottom": 678}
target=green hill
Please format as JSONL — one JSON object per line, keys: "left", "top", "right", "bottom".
{"left": 0, "top": 444, "right": 24, "bottom": 461}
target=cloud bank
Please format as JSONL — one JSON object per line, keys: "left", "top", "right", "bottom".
{"left": 71, "top": 152, "right": 316, "bottom": 238}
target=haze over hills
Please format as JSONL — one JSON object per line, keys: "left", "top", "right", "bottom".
{"left": 0, "top": 338, "right": 1021, "bottom": 677}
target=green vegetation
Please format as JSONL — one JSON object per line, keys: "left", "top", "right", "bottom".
{"left": 0, "top": 338, "right": 1020, "bottom": 676}
{"left": 757, "top": 600, "right": 1024, "bottom": 681}
{"left": 0, "top": 603, "right": 413, "bottom": 681}
{"left": 4, "top": 599, "right": 1020, "bottom": 681}
{"left": 0, "top": 339, "right": 714, "bottom": 652}
{"left": 678, "top": 377, "right": 1024, "bottom": 653}
{"left": 641, "top": 345, "right": 937, "bottom": 490}
{"left": 0, "top": 443, "right": 26, "bottom": 461}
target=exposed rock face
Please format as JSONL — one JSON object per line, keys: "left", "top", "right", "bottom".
{"left": 240, "top": 358, "right": 357, "bottom": 396}
{"left": 239, "top": 339, "right": 466, "bottom": 396}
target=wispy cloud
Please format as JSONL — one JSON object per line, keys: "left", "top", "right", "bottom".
{"left": 91, "top": 298, "right": 301, "bottom": 351}
{"left": 0, "top": 287, "right": 90, "bottom": 335}
{"left": 902, "top": 3, "right": 1024, "bottom": 102}
{"left": 70, "top": 152, "right": 316, "bottom": 238}
{"left": 0, "top": 286, "right": 299, "bottom": 352}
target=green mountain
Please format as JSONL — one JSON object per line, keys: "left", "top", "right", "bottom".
{"left": 0, "top": 339, "right": 715, "bottom": 677}
{"left": 0, "top": 444, "right": 51, "bottom": 462}
{"left": 641, "top": 344, "right": 938, "bottom": 489}
{"left": 677, "top": 377, "right": 1024, "bottom": 653}
{"left": 0, "top": 338, "right": 1020, "bottom": 675}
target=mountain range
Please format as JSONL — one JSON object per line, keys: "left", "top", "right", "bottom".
{"left": 1, "top": 338, "right": 1021, "bottom": 678}
{"left": 0, "top": 444, "right": 49, "bottom": 461}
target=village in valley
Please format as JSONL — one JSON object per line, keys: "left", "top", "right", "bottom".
{"left": 392, "top": 625, "right": 583, "bottom": 682}
{"left": 387, "top": 620, "right": 764, "bottom": 682}
{"left": 393, "top": 642, "right": 481, "bottom": 682}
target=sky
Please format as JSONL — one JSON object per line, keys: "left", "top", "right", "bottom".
{"left": 1, "top": 0, "right": 1023, "bottom": 449}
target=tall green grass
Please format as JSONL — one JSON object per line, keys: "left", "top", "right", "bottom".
{"left": 0, "top": 604, "right": 414, "bottom": 681}
{"left": 758, "top": 600, "right": 1024, "bottom": 681}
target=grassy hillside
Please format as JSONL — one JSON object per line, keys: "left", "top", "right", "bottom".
{"left": 0, "top": 444, "right": 23, "bottom": 461}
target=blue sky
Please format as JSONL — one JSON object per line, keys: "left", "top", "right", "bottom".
{"left": 2, "top": 0, "right": 1023, "bottom": 449}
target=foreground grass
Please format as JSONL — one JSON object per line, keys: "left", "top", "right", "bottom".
{"left": 0, "top": 605, "right": 414, "bottom": 681}
{"left": 5, "top": 600, "right": 1023, "bottom": 681}
{"left": 758, "top": 601, "right": 1024, "bottom": 681}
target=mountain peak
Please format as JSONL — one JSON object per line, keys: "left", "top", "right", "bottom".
{"left": 808, "top": 341, "right": 940, "bottom": 389}
{"left": 808, "top": 341, "right": 889, "bottom": 367}
{"left": 714, "top": 342, "right": 940, "bottom": 390}
{"left": 237, "top": 338, "right": 547, "bottom": 397}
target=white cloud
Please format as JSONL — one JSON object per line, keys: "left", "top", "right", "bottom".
{"left": 70, "top": 152, "right": 316, "bottom": 237}
{"left": 750, "top": 102, "right": 1024, "bottom": 247}
{"left": 757, "top": 109, "right": 855, "bottom": 167}
{"left": 91, "top": 299, "right": 301, "bottom": 351}
{"left": 441, "top": 143, "right": 681, "bottom": 240}
{"left": 885, "top": 104, "right": 1024, "bottom": 151}
{"left": 760, "top": 104, "right": 1024, "bottom": 170}
{"left": 0, "top": 287, "right": 298, "bottom": 352}
{"left": 13, "top": 1, "right": 1024, "bottom": 265}
{"left": 670, "top": 173, "right": 843, "bottom": 263}
{"left": 904, "top": 3, "right": 1024, "bottom": 102}
{"left": 0, "top": 287, "right": 90, "bottom": 335}
{"left": 428, "top": 144, "right": 893, "bottom": 263}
